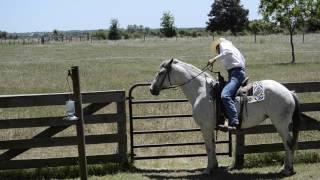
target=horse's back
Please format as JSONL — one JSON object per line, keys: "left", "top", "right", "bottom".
{"left": 262, "top": 80, "right": 293, "bottom": 99}
{"left": 262, "top": 79, "right": 295, "bottom": 117}
{"left": 242, "top": 79, "right": 295, "bottom": 128}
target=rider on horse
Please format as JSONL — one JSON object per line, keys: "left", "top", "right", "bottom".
{"left": 207, "top": 38, "right": 246, "bottom": 130}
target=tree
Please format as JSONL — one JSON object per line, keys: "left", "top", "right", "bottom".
{"left": 248, "top": 20, "right": 262, "bottom": 43}
{"left": 92, "top": 29, "right": 107, "bottom": 40}
{"left": 108, "top": 19, "right": 121, "bottom": 40}
{"left": 125, "top": 24, "right": 149, "bottom": 39}
{"left": 53, "top": 29, "right": 59, "bottom": 41}
{"left": 259, "top": 0, "right": 314, "bottom": 63}
{"left": 0, "top": 31, "right": 7, "bottom": 39}
{"left": 307, "top": 16, "right": 320, "bottom": 32}
{"left": 160, "top": 11, "right": 177, "bottom": 37}
{"left": 207, "top": 0, "right": 249, "bottom": 35}
{"left": 52, "top": 29, "right": 63, "bottom": 41}
{"left": 307, "top": 1, "right": 320, "bottom": 32}
{"left": 127, "top": 24, "right": 143, "bottom": 34}
{"left": 248, "top": 20, "right": 270, "bottom": 43}
{"left": 144, "top": 27, "right": 151, "bottom": 36}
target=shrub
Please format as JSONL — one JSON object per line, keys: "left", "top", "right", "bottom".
{"left": 108, "top": 19, "right": 121, "bottom": 40}
{"left": 92, "top": 29, "right": 107, "bottom": 40}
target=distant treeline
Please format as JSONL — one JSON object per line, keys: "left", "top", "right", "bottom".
{"left": 91, "top": 27, "right": 212, "bottom": 40}
{"left": 1, "top": 20, "right": 320, "bottom": 41}
{"left": 87, "top": 19, "right": 320, "bottom": 40}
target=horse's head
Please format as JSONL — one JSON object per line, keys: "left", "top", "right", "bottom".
{"left": 150, "top": 58, "right": 176, "bottom": 96}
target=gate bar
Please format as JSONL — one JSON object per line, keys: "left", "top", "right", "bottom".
{"left": 134, "top": 142, "right": 205, "bottom": 148}
{"left": 133, "top": 128, "right": 201, "bottom": 134}
{"left": 132, "top": 114, "right": 192, "bottom": 120}
{"left": 134, "top": 140, "right": 230, "bottom": 149}
{"left": 131, "top": 99, "right": 188, "bottom": 104}
{"left": 134, "top": 152, "right": 230, "bottom": 160}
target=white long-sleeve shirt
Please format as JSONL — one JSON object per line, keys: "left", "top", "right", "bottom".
{"left": 214, "top": 39, "right": 246, "bottom": 71}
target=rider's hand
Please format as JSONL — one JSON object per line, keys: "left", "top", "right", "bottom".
{"left": 207, "top": 58, "right": 216, "bottom": 66}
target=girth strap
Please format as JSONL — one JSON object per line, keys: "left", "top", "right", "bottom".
{"left": 238, "top": 96, "right": 246, "bottom": 129}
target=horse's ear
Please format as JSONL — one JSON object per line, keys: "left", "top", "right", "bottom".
{"left": 169, "top": 58, "right": 174, "bottom": 65}
{"left": 164, "top": 58, "right": 174, "bottom": 69}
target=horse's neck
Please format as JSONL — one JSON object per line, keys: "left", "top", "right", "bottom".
{"left": 181, "top": 82, "right": 200, "bottom": 105}
{"left": 176, "top": 69, "right": 206, "bottom": 105}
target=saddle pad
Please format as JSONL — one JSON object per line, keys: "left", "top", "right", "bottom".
{"left": 247, "top": 81, "right": 265, "bottom": 103}
{"left": 235, "top": 81, "right": 265, "bottom": 103}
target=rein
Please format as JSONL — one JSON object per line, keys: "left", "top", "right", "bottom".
{"left": 161, "top": 63, "right": 213, "bottom": 90}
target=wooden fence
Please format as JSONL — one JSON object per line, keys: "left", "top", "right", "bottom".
{"left": 0, "top": 81, "right": 318, "bottom": 170}
{"left": 233, "top": 81, "right": 320, "bottom": 168}
{"left": 0, "top": 90, "right": 127, "bottom": 170}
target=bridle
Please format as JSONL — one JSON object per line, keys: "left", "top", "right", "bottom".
{"left": 158, "top": 60, "right": 213, "bottom": 90}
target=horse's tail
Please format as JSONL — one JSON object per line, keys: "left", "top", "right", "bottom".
{"left": 291, "top": 92, "right": 301, "bottom": 150}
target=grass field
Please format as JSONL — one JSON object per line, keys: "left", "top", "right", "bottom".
{"left": 0, "top": 34, "right": 319, "bottom": 179}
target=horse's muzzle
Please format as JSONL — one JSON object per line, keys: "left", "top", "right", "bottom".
{"left": 150, "top": 87, "right": 160, "bottom": 96}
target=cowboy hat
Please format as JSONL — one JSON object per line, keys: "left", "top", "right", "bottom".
{"left": 211, "top": 37, "right": 226, "bottom": 54}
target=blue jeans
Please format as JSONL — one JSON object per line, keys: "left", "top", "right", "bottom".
{"left": 221, "top": 68, "right": 245, "bottom": 125}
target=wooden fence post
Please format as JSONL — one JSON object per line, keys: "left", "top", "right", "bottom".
{"left": 71, "top": 66, "right": 88, "bottom": 180}
{"left": 117, "top": 98, "right": 128, "bottom": 163}
{"left": 232, "top": 132, "right": 245, "bottom": 169}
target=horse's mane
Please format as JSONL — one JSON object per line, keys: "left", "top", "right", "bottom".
{"left": 170, "top": 59, "right": 214, "bottom": 80}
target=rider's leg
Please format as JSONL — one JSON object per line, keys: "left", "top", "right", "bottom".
{"left": 221, "top": 69, "right": 245, "bottom": 127}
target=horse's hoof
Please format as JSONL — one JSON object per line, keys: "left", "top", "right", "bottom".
{"left": 202, "top": 168, "right": 211, "bottom": 175}
{"left": 202, "top": 164, "right": 219, "bottom": 175}
{"left": 280, "top": 167, "right": 296, "bottom": 176}
{"left": 227, "top": 166, "right": 235, "bottom": 171}
{"left": 228, "top": 163, "right": 243, "bottom": 170}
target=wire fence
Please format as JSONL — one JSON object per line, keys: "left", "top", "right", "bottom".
{"left": 0, "top": 36, "right": 93, "bottom": 45}
{"left": 1, "top": 33, "right": 320, "bottom": 45}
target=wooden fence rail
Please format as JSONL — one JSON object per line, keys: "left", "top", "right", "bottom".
{"left": 0, "top": 90, "right": 127, "bottom": 170}
{"left": 233, "top": 81, "right": 320, "bottom": 168}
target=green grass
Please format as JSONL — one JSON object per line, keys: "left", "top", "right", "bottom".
{"left": 0, "top": 162, "right": 131, "bottom": 179}
{"left": 0, "top": 35, "right": 319, "bottom": 179}
{"left": 90, "top": 162, "right": 320, "bottom": 180}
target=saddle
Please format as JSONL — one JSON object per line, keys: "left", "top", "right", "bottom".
{"left": 211, "top": 74, "right": 253, "bottom": 131}
{"left": 236, "top": 77, "right": 252, "bottom": 96}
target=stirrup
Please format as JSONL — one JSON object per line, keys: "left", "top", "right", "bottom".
{"left": 217, "top": 124, "right": 240, "bottom": 132}
{"left": 241, "top": 77, "right": 249, "bottom": 87}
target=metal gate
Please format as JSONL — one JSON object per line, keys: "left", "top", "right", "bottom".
{"left": 128, "top": 83, "right": 232, "bottom": 161}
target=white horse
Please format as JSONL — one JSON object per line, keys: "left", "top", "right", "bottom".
{"left": 149, "top": 59, "right": 300, "bottom": 176}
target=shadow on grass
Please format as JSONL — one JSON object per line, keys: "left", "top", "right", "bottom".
{"left": 272, "top": 62, "right": 320, "bottom": 66}
{"left": 244, "top": 151, "right": 320, "bottom": 168}
{"left": 0, "top": 163, "right": 282, "bottom": 180}
{"left": 0, "top": 152, "right": 319, "bottom": 179}
{"left": 134, "top": 152, "right": 320, "bottom": 179}
{"left": 0, "top": 162, "right": 133, "bottom": 180}
{"left": 134, "top": 166, "right": 285, "bottom": 180}
{"left": 247, "top": 61, "right": 320, "bottom": 69}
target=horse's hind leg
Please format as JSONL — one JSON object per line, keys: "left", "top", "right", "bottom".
{"left": 271, "top": 116, "right": 295, "bottom": 176}
{"left": 201, "top": 127, "right": 218, "bottom": 174}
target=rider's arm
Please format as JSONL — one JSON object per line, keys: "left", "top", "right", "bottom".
{"left": 214, "top": 50, "right": 232, "bottom": 61}
{"left": 208, "top": 50, "right": 232, "bottom": 65}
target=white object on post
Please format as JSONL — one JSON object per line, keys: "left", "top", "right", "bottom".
{"left": 63, "top": 100, "right": 78, "bottom": 121}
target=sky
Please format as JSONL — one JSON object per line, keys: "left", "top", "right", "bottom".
{"left": 1, "top": 0, "right": 261, "bottom": 33}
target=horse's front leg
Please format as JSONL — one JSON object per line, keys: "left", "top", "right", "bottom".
{"left": 201, "top": 127, "right": 218, "bottom": 175}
